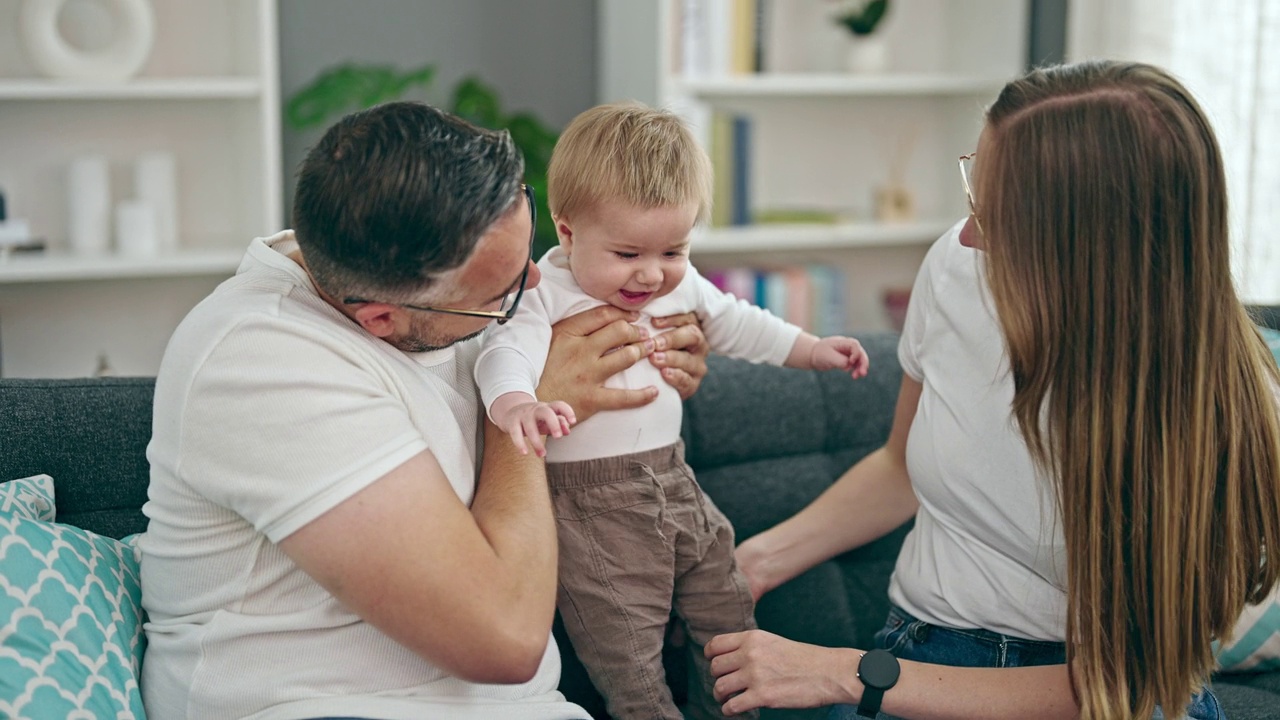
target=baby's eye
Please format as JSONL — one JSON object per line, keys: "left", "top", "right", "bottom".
{"left": 663, "top": 251, "right": 684, "bottom": 259}
{"left": 615, "top": 252, "right": 638, "bottom": 259}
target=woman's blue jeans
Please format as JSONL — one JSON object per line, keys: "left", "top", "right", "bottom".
{"left": 828, "top": 605, "right": 1225, "bottom": 719}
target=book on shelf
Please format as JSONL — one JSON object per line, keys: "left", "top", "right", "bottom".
{"left": 709, "top": 111, "right": 752, "bottom": 227}
{"left": 703, "top": 263, "right": 846, "bottom": 336}
{"left": 678, "top": 0, "right": 766, "bottom": 77}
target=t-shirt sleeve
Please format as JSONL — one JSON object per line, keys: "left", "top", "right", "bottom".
{"left": 177, "top": 319, "right": 429, "bottom": 543}
{"left": 898, "top": 225, "right": 961, "bottom": 381}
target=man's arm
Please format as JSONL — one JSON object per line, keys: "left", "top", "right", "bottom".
{"left": 278, "top": 418, "right": 557, "bottom": 684}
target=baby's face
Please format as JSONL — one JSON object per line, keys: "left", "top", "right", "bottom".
{"left": 559, "top": 201, "right": 698, "bottom": 311}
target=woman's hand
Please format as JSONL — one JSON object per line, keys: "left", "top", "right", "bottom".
{"left": 537, "top": 305, "right": 657, "bottom": 422}
{"left": 705, "top": 630, "right": 861, "bottom": 716}
{"left": 732, "top": 537, "right": 774, "bottom": 602}
{"left": 650, "top": 312, "right": 710, "bottom": 399}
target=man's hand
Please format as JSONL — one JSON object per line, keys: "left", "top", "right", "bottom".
{"left": 538, "top": 305, "right": 657, "bottom": 421}
{"left": 650, "top": 312, "right": 710, "bottom": 400}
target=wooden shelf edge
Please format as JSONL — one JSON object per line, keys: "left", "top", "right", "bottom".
{"left": 0, "top": 250, "right": 244, "bottom": 283}
{"left": 690, "top": 220, "right": 955, "bottom": 254}
{"left": 0, "top": 77, "right": 263, "bottom": 100}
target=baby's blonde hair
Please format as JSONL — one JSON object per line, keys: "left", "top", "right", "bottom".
{"left": 547, "top": 102, "right": 712, "bottom": 223}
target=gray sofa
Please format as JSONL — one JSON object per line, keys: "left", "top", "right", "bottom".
{"left": 2, "top": 331, "right": 1278, "bottom": 719}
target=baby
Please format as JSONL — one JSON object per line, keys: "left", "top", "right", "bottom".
{"left": 473, "top": 102, "right": 868, "bottom": 720}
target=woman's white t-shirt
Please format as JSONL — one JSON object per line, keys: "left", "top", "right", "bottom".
{"left": 890, "top": 222, "right": 1068, "bottom": 642}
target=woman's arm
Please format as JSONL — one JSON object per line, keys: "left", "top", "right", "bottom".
{"left": 736, "top": 375, "right": 923, "bottom": 600}
{"left": 705, "top": 630, "right": 1079, "bottom": 719}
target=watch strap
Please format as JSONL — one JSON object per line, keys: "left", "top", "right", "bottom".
{"left": 856, "top": 686, "right": 884, "bottom": 717}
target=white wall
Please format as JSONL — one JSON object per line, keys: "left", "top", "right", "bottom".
{"left": 278, "top": 0, "right": 598, "bottom": 222}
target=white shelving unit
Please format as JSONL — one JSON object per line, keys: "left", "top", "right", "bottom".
{"left": 0, "top": 0, "right": 281, "bottom": 377}
{"left": 599, "top": 0, "right": 1027, "bottom": 331}
{"left": 693, "top": 220, "right": 958, "bottom": 254}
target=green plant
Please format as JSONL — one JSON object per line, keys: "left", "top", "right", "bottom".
{"left": 285, "top": 62, "right": 560, "bottom": 256}
{"left": 834, "top": 0, "right": 890, "bottom": 36}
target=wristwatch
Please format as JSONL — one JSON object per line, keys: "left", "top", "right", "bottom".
{"left": 856, "top": 648, "right": 901, "bottom": 718}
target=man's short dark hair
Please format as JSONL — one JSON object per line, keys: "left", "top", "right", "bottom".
{"left": 293, "top": 101, "right": 524, "bottom": 301}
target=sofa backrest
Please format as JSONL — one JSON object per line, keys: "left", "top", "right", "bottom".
{"left": 0, "top": 377, "right": 153, "bottom": 538}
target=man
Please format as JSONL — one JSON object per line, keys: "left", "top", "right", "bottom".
{"left": 138, "top": 102, "right": 708, "bottom": 720}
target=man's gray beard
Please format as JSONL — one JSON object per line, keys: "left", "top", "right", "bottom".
{"left": 391, "top": 324, "right": 487, "bottom": 353}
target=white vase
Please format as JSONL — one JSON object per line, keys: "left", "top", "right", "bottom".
{"left": 19, "top": 0, "right": 155, "bottom": 82}
{"left": 845, "top": 35, "right": 889, "bottom": 74}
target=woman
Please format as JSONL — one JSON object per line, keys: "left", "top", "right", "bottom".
{"left": 705, "top": 61, "right": 1280, "bottom": 720}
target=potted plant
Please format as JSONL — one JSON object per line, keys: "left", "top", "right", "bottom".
{"left": 285, "top": 63, "right": 560, "bottom": 256}
{"left": 832, "top": 0, "right": 891, "bottom": 73}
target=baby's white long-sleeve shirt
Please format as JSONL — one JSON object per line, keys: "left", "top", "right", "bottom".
{"left": 474, "top": 247, "right": 802, "bottom": 462}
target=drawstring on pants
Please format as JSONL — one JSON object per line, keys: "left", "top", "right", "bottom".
{"left": 638, "top": 462, "right": 669, "bottom": 543}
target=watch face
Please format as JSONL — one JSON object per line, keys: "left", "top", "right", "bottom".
{"left": 858, "top": 649, "right": 901, "bottom": 689}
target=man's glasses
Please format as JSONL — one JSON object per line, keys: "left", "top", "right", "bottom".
{"left": 343, "top": 184, "right": 536, "bottom": 325}
{"left": 958, "top": 153, "right": 983, "bottom": 237}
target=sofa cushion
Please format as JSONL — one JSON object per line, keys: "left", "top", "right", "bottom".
{"left": 0, "top": 477, "right": 146, "bottom": 719}
{"left": 0, "top": 475, "right": 56, "bottom": 523}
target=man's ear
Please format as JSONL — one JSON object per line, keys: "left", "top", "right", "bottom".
{"left": 350, "top": 303, "right": 399, "bottom": 338}
{"left": 553, "top": 214, "right": 574, "bottom": 253}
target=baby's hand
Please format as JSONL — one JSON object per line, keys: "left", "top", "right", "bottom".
{"left": 809, "top": 336, "right": 870, "bottom": 379}
{"left": 492, "top": 393, "right": 577, "bottom": 457}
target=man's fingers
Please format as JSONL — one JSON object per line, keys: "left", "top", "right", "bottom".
{"left": 660, "top": 368, "right": 697, "bottom": 399}
{"left": 653, "top": 322, "right": 707, "bottom": 353}
{"left": 650, "top": 311, "right": 698, "bottom": 329}
{"left": 592, "top": 386, "right": 659, "bottom": 413}
{"left": 553, "top": 305, "right": 638, "bottom": 338}
{"left": 584, "top": 319, "right": 648, "bottom": 357}
{"left": 598, "top": 339, "right": 652, "bottom": 376}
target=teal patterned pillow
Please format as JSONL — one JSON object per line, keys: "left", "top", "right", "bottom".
{"left": 1262, "top": 327, "right": 1280, "bottom": 365}
{"left": 0, "top": 475, "right": 55, "bottom": 522}
{"left": 0, "top": 512, "right": 146, "bottom": 718}
{"left": 1215, "top": 326, "right": 1280, "bottom": 673}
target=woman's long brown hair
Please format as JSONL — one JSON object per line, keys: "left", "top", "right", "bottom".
{"left": 979, "top": 61, "right": 1280, "bottom": 719}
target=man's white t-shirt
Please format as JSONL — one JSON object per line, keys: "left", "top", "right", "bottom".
{"left": 139, "top": 232, "right": 590, "bottom": 720}
{"left": 474, "top": 246, "right": 801, "bottom": 463}
{"left": 890, "top": 222, "right": 1068, "bottom": 642}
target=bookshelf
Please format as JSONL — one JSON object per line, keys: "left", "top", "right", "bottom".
{"left": 598, "top": 0, "right": 1027, "bottom": 331}
{"left": 0, "top": 0, "right": 281, "bottom": 377}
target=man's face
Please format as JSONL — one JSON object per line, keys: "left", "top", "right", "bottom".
{"left": 387, "top": 192, "right": 540, "bottom": 352}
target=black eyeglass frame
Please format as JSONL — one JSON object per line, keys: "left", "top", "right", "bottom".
{"left": 343, "top": 184, "right": 536, "bottom": 325}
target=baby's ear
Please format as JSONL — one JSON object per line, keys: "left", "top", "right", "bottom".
{"left": 553, "top": 214, "right": 575, "bottom": 252}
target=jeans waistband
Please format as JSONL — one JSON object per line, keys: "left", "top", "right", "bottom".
{"left": 887, "top": 604, "right": 1067, "bottom": 649}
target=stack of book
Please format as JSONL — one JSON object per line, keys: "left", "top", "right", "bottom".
{"left": 702, "top": 263, "right": 847, "bottom": 336}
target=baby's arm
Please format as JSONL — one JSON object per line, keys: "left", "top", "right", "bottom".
{"left": 785, "top": 333, "right": 870, "bottom": 379}
{"left": 474, "top": 287, "right": 575, "bottom": 457}
{"left": 488, "top": 392, "right": 576, "bottom": 458}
